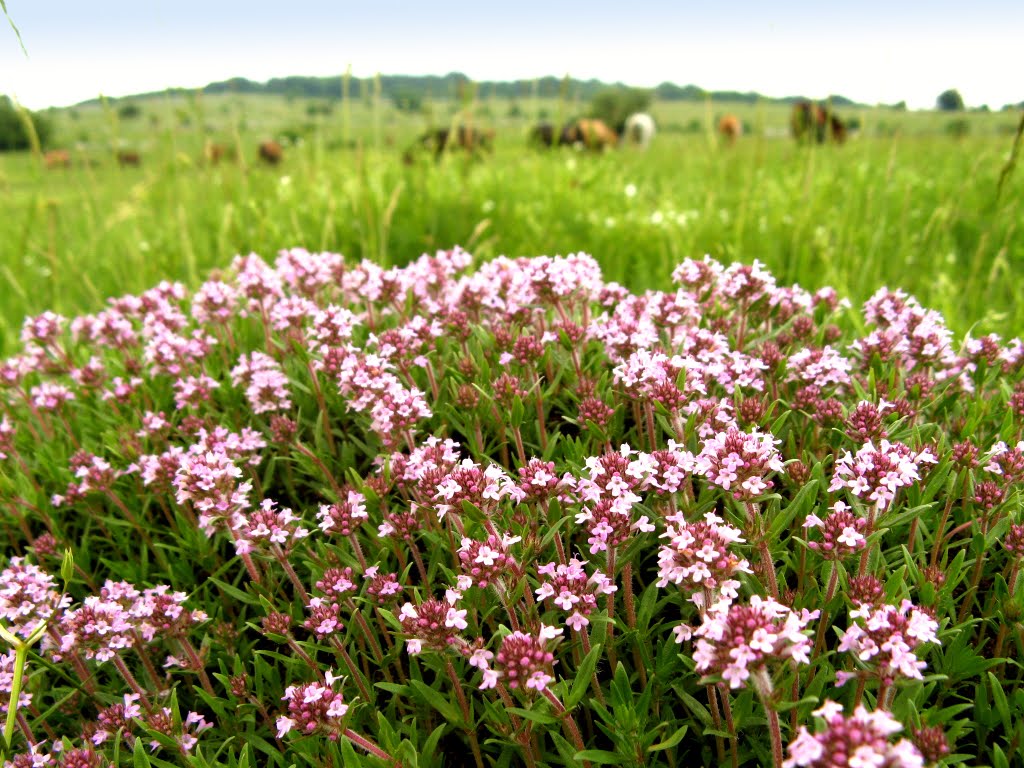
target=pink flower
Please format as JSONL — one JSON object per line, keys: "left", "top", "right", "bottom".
{"left": 482, "top": 628, "right": 561, "bottom": 694}
{"left": 829, "top": 440, "right": 937, "bottom": 511}
{"left": 535, "top": 558, "right": 616, "bottom": 631}
{"left": 656, "top": 512, "right": 750, "bottom": 609}
{"left": 804, "top": 504, "right": 869, "bottom": 561}
{"left": 784, "top": 702, "right": 924, "bottom": 767}
{"left": 277, "top": 673, "right": 349, "bottom": 739}
{"left": 694, "top": 426, "right": 784, "bottom": 500}
{"left": 692, "top": 596, "right": 815, "bottom": 690}
{"left": 230, "top": 352, "right": 292, "bottom": 414}
{"left": 399, "top": 598, "right": 466, "bottom": 654}
{"left": 458, "top": 533, "right": 520, "bottom": 589}
{"left": 837, "top": 600, "right": 939, "bottom": 682}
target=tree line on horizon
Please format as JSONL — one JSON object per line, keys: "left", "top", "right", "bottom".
{"left": 79, "top": 72, "right": 864, "bottom": 110}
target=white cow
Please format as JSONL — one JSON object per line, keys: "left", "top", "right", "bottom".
{"left": 622, "top": 113, "right": 656, "bottom": 149}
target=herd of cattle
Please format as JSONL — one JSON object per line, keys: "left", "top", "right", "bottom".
{"left": 39, "top": 100, "right": 848, "bottom": 169}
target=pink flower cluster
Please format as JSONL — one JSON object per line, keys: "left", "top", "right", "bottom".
{"left": 0, "top": 558, "right": 71, "bottom": 639}
{"left": 784, "top": 701, "right": 924, "bottom": 768}
{"left": 173, "top": 450, "right": 252, "bottom": 536}
{"left": 276, "top": 671, "right": 351, "bottom": 739}
{"left": 693, "top": 596, "right": 816, "bottom": 689}
{"left": 233, "top": 498, "right": 310, "bottom": 555}
{"left": 535, "top": 559, "right": 617, "bottom": 631}
{"left": 50, "top": 580, "right": 204, "bottom": 662}
{"left": 458, "top": 533, "right": 521, "bottom": 589}
{"left": 316, "top": 489, "right": 369, "bottom": 536}
{"left": 837, "top": 600, "right": 939, "bottom": 683}
{"left": 694, "top": 426, "right": 784, "bottom": 500}
{"left": 656, "top": 511, "right": 750, "bottom": 610}
{"left": 803, "top": 501, "right": 868, "bottom": 561}
{"left": 398, "top": 597, "right": 468, "bottom": 654}
{"left": 479, "top": 625, "right": 562, "bottom": 692}
{"left": 829, "top": 441, "right": 937, "bottom": 511}
{"left": 230, "top": 351, "right": 292, "bottom": 414}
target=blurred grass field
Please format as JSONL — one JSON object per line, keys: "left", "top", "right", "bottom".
{"left": 0, "top": 89, "right": 1022, "bottom": 354}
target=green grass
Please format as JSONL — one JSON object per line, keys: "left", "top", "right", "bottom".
{"left": 0, "top": 91, "right": 1022, "bottom": 354}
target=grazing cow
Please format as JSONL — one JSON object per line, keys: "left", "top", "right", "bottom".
{"left": 827, "top": 112, "right": 848, "bottom": 144}
{"left": 44, "top": 149, "right": 72, "bottom": 169}
{"left": 204, "top": 141, "right": 236, "bottom": 165}
{"left": 258, "top": 140, "right": 284, "bottom": 165}
{"left": 621, "top": 113, "right": 656, "bottom": 149}
{"left": 560, "top": 118, "right": 618, "bottom": 151}
{"left": 791, "top": 101, "right": 846, "bottom": 144}
{"left": 529, "top": 122, "right": 558, "bottom": 148}
{"left": 718, "top": 115, "right": 742, "bottom": 145}
{"left": 116, "top": 150, "right": 141, "bottom": 167}
{"left": 403, "top": 125, "right": 495, "bottom": 163}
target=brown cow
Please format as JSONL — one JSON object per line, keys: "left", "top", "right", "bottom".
{"left": 718, "top": 115, "right": 742, "bottom": 145}
{"left": 258, "top": 140, "right": 284, "bottom": 165}
{"left": 828, "top": 112, "right": 848, "bottom": 144}
{"left": 560, "top": 118, "right": 618, "bottom": 151}
{"left": 116, "top": 150, "right": 141, "bottom": 167}
{"left": 529, "top": 122, "right": 558, "bottom": 148}
{"left": 204, "top": 141, "right": 236, "bottom": 165}
{"left": 791, "top": 101, "right": 846, "bottom": 144}
{"left": 44, "top": 149, "right": 72, "bottom": 169}
{"left": 403, "top": 125, "right": 495, "bottom": 163}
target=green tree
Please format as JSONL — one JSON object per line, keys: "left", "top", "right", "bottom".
{"left": 392, "top": 88, "right": 423, "bottom": 113}
{"left": 0, "top": 95, "right": 52, "bottom": 151}
{"left": 588, "top": 87, "right": 652, "bottom": 132}
{"left": 936, "top": 89, "right": 965, "bottom": 111}
{"left": 117, "top": 101, "right": 142, "bottom": 119}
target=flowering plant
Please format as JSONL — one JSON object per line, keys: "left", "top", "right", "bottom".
{"left": 0, "top": 248, "right": 1018, "bottom": 766}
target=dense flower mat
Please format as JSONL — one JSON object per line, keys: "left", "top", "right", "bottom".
{"left": 1, "top": 249, "right": 1022, "bottom": 767}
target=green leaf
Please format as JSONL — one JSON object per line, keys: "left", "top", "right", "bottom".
{"left": 773, "top": 695, "right": 820, "bottom": 713}
{"left": 410, "top": 679, "right": 463, "bottom": 726}
{"left": 674, "top": 688, "right": 713, "bottom": 727}
{"left": 510, "top": 395, "right": 525, "bottom": 427}
{"left": 988, "top": 671, "right": 1012, "bottom": 733}
{"left": 566, "top": 643, "right": 601, "bottom": 710}
{"left": 573, "top": 750, "right": 626, "bottom": 764}
{"left": 339, "top": 733, "right": 361, "bottom": 765}
{"left": 550, "top": 732, "right": 579, "bottom": 764}
{"left": 60, "top": 548, "right": 74, "bottom": 585}
{"left": 133, "top": 738, "right": 153, "bottom": 768}
{"left": 208, "top": 577, "right": 259, "bottom": 606}
{"left": 648, "top": 725, "right": 688, "bottom": 752}
{"left": 636, "top": 583, "right": 660, "bottom": 631}
{"left": 769, "top": 479, "right": 818, "bottom": 540}
{"left": 421, "top": 724, "right": 448, "bottom": 765}
{"left": 507, "top": 706, "right": 558, "bottom": 725}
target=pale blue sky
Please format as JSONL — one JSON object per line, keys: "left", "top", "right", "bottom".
{"left": 2, "top": 0, "right": 1021, "bottom": 110}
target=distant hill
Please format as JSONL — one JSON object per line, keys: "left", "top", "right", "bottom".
{"left": 73, "top": 72, "right": 864, "bottom": 109}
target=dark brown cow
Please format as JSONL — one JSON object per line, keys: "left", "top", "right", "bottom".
{"left": 718, "top": 115, "right": 742, "bottom": 145}
{"left": 44, "top": 149, "right": 72, "bottom": 169}
{"left": 529, "top": 122, "right": 557, "bottom": 148}
{"left": 258, "top": 140, "right": 284, "bottom": 165}
{"left": 403, "top": 126, "right": 495, "bottom": 163}
{"left": 116, "top": 150, "right": 141, "bottom": 167}
{"left": 791, "top": 101, "right": 846, "bottom": 144}
{"left": 828, "top": 112, "right": 848, "bottom": 144}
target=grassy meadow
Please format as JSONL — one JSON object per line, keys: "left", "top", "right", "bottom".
{"left": 1, "top": 90, "right": 1022, "bottom": 353}
{"left": 5, "top": 85, "right": 1024, "bottom": 766}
